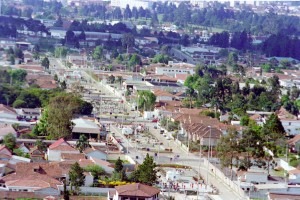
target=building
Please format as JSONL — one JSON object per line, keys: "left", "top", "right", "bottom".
{"left": 155, "top": 63, "right": 195, "bottom": 77}
{"left": 0, "top": 104, "right": 17, "bottom": 120}
{"left": 71, "top": 118, "right": 101, "bottom": 141}
{"left": 83, "top": 147, "right": 107, "bottom": 161}
{"left": 110, "top": 0, "right": 153, "bottom": 9}
{"left": 15, "top": 108, "right": 41, "bottom": 120}
{"left": 152, "top": 89, "right": 174, "bottom": 102}
{"left": 47, "top": 138, "right": 79, "bottom": 161}
{"left": 30, "top": 147, "right": 45, "bottom": 162}
{"left": 268, "top": 192, "right": 300, "bottom": 200}
{"left": 108, "top": 183, "right": 160, "bottom": 200}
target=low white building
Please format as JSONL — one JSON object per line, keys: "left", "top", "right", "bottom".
{"left": 155, "top": 63, "right": 195, "bottom": 77}
{"left": 110, "top": 0, "right": 153, "bottom": 9}
{"left": 47, "top": 138, "right": 79, "bottom": 161}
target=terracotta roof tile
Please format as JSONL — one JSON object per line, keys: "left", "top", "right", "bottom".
{"left": 61, "top": 153, "right": 85, "bottom": 161}
{"left": 115, "top": 183, "right": 160, "bottom": 198}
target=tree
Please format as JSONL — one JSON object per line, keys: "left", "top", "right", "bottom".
{"left": 84, "top": 164, "right": 105, "bottom": 179}
{"left": 92, "top": 46, "right": 103, "bottom": 61}
{"left": 41, "top": 57, "right": 50, "bottom": 70}
{"left": 216, "top": 128, "right": 240, "bottom": 180}
{"left": 114, "top": 157, "right": 123, "bottom": 173}
{"left": 9, "top": 55, "right": 15, "bottom": 65}
{"left": 78, "top": 101, "right": 93, "bottom": 115}
{"left": 137, "top": 91, "right": 156, "bottom": 111}
{"left": 128, "top": 54, "right": 141, "bottom": 67}
{"left": 76, "top": 134, "right": 90, "bottom": 153}
{"left": 35, "top": 139, "right": 47, "bottom": 152}
{"left": 227, "top": 52, "right": 238, "bottom": 66}
{"left": 63, "top": 179, "right": 70, "bottom": 200}
{"left": 54, "top": 47, "right": 68, "bottom": 58}
{"left": 121, "top": 33, "right": 135, "bottom": 54}
{"left": 69, "top": 162, "right": 85, "bottom": 195}
{"left": 136, "top": 153, "right": 157, "bottom": 185}
{"left": 47, "top": 94, "right": 80, "bottom": 139}
{"left": 3, "top": 133, "right": 16, "bottom": 151}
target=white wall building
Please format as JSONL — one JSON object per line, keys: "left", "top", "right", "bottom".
{"left": 111, "top": 0, "right": 153, "bottom": 9}
{"left": 47, "top": 138, "right": 79, "bottom": 161}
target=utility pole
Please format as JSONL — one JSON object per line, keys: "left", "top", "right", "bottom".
{"left": 206, "top": 126, "right": 211, "bottom": 189}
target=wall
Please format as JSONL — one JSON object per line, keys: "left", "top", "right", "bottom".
{"left": 58, "top": 186, "right": 112, "bottom": 195}
{"left": 277, "top": 159, "right": 296, "bottom": 171}
{"left": 203, "top": 158, "right": 249, "bottom": 200}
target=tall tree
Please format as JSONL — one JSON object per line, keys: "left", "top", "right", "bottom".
{"left": 121, "top": 33, "right": 135, "bottom": 54}
{"left": 114, "top": 157, "right": 123, "bottom": 173}
{"left": 47, "top": 94, "right": 80, "bottom": 139}
{"left": 41, "top": 57, "right": 50, "bottom": 70}
{"left": 69, "top": 162, "right": 85, "bottom": 195}
{"left": 136, "top": 153, "right": 157, "bottom": 185}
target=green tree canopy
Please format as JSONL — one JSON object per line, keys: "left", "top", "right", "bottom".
{"left": 69, "top": 162, "right": 85, "bottom": 195}
{"left": 3, "top": 133, "right": 16, "bottom": 151}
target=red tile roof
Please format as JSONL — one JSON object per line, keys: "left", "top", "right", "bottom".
{"left": 115, "top": 183, "right": 160, "bottom": 198}
{"left": 48, "top": 138, "right": 77, "bottom": 152}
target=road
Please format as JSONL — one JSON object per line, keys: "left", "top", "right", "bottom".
{"left": 49, "top": 57, "right": 247, "bottom": 200}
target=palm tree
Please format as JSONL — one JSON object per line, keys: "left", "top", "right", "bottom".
{"left": 76, "top": 134, "right": 90, "bottom": 153}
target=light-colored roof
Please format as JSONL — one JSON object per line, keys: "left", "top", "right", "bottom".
{"left": 72, "top": 118, "right": 100, "bottom": 134}
{"left": 115, "top": 183, "right": 160, "bottom": 197}
{"left": 255, "top": 183, "right": 286, "bottom": 190}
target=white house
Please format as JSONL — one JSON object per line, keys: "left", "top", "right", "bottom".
{"left": 47, "top": 138, "right": 79, "bottom": 161}
{"left": 108, "top": 183, "right": 160, "bottom": 200}
{"left": 152, "top": 89, "right": 174, "bottom": 102}
{"left": 155, "top": 65, "right": 195, "bottom": 77}
{"left": 238, "top": 171, "right": 268, "bottom": 184}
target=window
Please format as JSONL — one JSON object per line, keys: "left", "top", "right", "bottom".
{"left": 289, "top": 122, "right": 292, "bottom": 125}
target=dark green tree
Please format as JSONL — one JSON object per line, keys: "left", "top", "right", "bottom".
{"left": 41, "top": 57, "right": 50, "bottom": 70}
{"left": 76, "top": 134, "right": 90, "bottom": 153}
{"left": 136, "top": 153, "right": 157, "bottom": 185}
{"left": 69, "top": 162, "right": 85, "bottom": 195}
{"left": 114, "top": 157, "right": 123, "bottom": 173}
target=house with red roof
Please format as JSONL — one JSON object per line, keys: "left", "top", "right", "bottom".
{"left": 47, "top": 138, "right": 79, "bottom": 161}
{"left": 108, "top": 183, "right": 160, "bottom": 200}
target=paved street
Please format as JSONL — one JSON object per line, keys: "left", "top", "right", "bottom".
{"left": 49, "top": 57, "right": 247, "bottom": 200}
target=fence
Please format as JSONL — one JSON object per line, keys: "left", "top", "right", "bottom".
{"left": 203, "top": 158, "right": 249, "bottom": 200}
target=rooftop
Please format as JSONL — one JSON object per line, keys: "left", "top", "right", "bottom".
{"left": 115, "top": 183, "right": 160, "bottom": 198}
